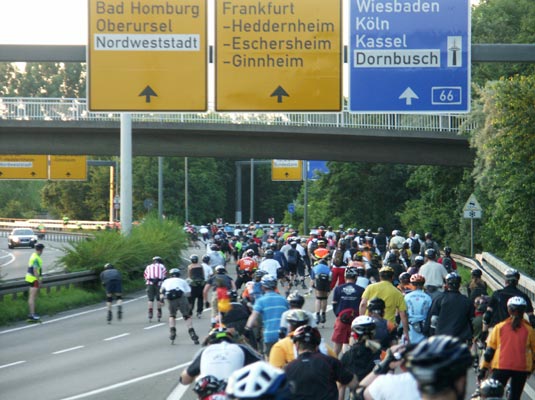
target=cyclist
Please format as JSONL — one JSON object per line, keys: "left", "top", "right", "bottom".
{"left": 406, "top": 335, "right": 473, "bottom": 400}
{"left": 226, "top": 361, "right": 293, "bottom": 400}
{"left": 331, "top": 267, "right": 364, "bottom": 356}
{"left": 25, "top": 243, "right": 45, "bottom": 321}
{"left": 180, "top": 326, "right": 262, "bottom": 386}
{"left": 285, "top": 325, "right": 357, "bottom": 400}
{"left": 160, "top": 268, "right": 200, "bottom": 344}
{"left": 404, "top": 274, "right": 432, "bottom": 344}
{"left": 143, "top": 256, "right": 167, "bottom": 322}
{"left": 99, "top": 262, "right": 123, "bottom": 324}
{"left": 478, "top": 296, "right": 535, "bottom": 400}
{"left": 189, "top": 254, "right": 209, "bottom": 318}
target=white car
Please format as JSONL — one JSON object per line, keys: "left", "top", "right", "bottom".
{"left": 8, "top": 228, "right": 38, "bottom": 249}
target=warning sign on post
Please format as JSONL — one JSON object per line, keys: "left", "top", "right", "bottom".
{"left": 215, "top": 0, "right": 342, "bottom": 111}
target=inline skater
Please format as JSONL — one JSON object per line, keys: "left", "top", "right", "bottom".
{"left": 99, "top": 263, "right": 123, "bottom": 324}
{"left": 143, "top": 256, "right": 167, "bottom": 322}
{"left": 310, "top": 253, "right": 332, "bottom": 325}
{"left": 404, "top": 274, "right": 432, "bottom": 344}
{"left": 203, "top": 265, "right": 236, "bottom": 327}
{"left": 26, "top": 243, "right": 45, "bottom": 322}
{"left": 188, "top": 254, "right": 210, "bottom": 318}
{"left": 235, "top": 249, "right": 258, "bottom": 290}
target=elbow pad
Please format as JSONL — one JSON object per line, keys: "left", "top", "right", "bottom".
{"left": 483, "top": 310, "right": 492, "bottom": 325}
{"left": 430, "top": 315, "right": 439, "bottom": 329}
{"left": 278, "top": 327, "right": 287, "bottom": 339}
{"left": 483, "top": 347, "right": 495, "bottom": 363}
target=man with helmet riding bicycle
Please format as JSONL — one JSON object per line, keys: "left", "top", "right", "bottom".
{"left": 144, "top": 256, "right": 167, "bottom": 322}
{"left": 404, "top": 273, "right": 432, "bottom": 344}
{"left": 331, "top": 266, "right": 365, "bottom": 356}
{"left": 479, "top": 296, "right": 535, "bottom": 400}
{"left": 406, "top": 335, "right": 473, "bottom": 400}
{"left": 160, "top": 268, "right": 200, "bottom": 344}
{"left": 425, "top": 272, "right": 473, "bottom": 341}
{"left": 180, "top": 325, "right": 262, "bottom": 387}
{"left": 244, "top": 274, "right": 289, "bottom": 357}
{"left": 285, "top": 325, "right": 357, "bottom": 400}
{"left": 188, "top": 254, "right": 212, "bottom": 318}
{"left": 226, "top": 361, "right": 293, "bottom": 400}
{"left": 483, "top": 268, "right": 535, "bottom": 332}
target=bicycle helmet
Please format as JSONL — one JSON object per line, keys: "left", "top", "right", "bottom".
{"left": 210, "top": 244, "right": 219, "bottom": 251}
{"left": 443, "top": 246, "right": 452, "bottom": 256}
{"left": 226, "top": 361, "right": 292, "bottom": 400}
{"left": 387, "top": 253, "right": 398, "bottom": 263}
{"left": 292, "top": 325, "right": 322, "bottom": 346}
{"left": 399, "top": 272, "right": 411, "bottom": 282}
{"left": 344, "top": 267, "right": 358, "bottom": 280}
{"left": 351, "top": 315, "right": 376, "bottom": 337}
{"left": 406, "top": 335, "right": 472, "bottom": 395}
{"left": 414, "top": 255, "right": 424, "bottom": 264}
{"left": 264, "top": 249, "right": 274, "bottom": 258}
{"left": 367, "top": 297, "right": 385, "bottom": 313}
{"left": 285, "top": 309, "right": 309, "bottom": 327}
{"left": 507, "top": 296, "right": 527, "bottom": 314}
{"left": 104, "top": 262, "right": 113, "bottom": 270}
{"left": 206, "top": 326, "right": 234, "bottom": 344}
{"left": 35, "top": 243, "right": 45, "bottom": 250}
{"left": 479, "top": 378, "right": 504, "bottom": 399}
{"left": 410, "top": 274, "right": 426, "bottom": 285}
{"left": 152, "top": 256, "right": 163, "bottom": 262}
{"left": 445, "top": 272, "right": 461, "bottom": 290}
{"left": 244, "top": 249, "right": 255, "bottom": 257}
{"left": 287, "top": 291, "right": 305, "bottom": 308}
{"left": 505, "top": 268, "right": 520, "bottom": 284}
{"left": 254, "top": 269, "right": 268, "bottom": 280}
{"left": 379, "top": 266, "right": 394, "bottom": 277}
{"left": 424, "top": 248, "right": 436, "bottom": 259}
{"left": 193, "top": 375, "right": 226, "bottom": 398}
{"left": 260, "top": 274, "right": 278, "bottom": 290}
{"left": 474, "top": 295, "right": 490, "bottom": 312}
{"left": 471, "top": 268, "right": 483, "bottom": 278}
{"left": 169, "top": 268, "right": 181, "bottom": 277}
{"left": 215, "top": 265, "right": 227, "bottom": 274}
{"left": 190, "top": 254, "right": 199, "bottom": 263}
{"left": 202, "top": 255, "right": 211, "bottom": 264}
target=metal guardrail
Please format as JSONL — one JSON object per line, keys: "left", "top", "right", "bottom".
{"left": 0, "top": 229, "right": 92, "bottom": 243}
{"left": 0, "top": 97, "right": 476, "bottom": 133}
{"left": 0, "top": 270, "right": 98, "bottom": 301}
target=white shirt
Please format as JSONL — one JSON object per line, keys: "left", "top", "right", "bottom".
{"left": 160, "top": 277, "right": 191, "bottom": 295}
{"left": 367, "top": 372, "right": 419, "bottom": 400}
{"left": 259, "top": 258, "right": 281, "bottom": 277}
{"left": 199, "top": 341, "right": 246, "bottom": 380}
{"left": 419, "top": 260, "right": 448, "bottom": 288}
{"left": 201, "top": 263, "right": 213, "bottom": 280}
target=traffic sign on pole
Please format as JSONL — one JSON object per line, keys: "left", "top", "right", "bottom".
{"left": 49, "top": 156, "right": 87, "bottom": 180}
{"left": 272, "top": 160, "right": 303, "bottom": 181}
{"left": 349, "top": 0, "right": 470, "bottom": 113}
{"left": 0, "top": 155, "right": 48, "bottom": 180}
{"left": 215, "top": 0, "right": 342, "bottom": 111}
{"left": 88, "top": 0, "right": 207, "bottom": 111}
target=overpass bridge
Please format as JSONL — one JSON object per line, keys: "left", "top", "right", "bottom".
{"left": 0, "top": 97, "right": 475, "bottom": 166}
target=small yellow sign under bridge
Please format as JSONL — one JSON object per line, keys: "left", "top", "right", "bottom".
{"left": 272, "top": 160, "right": 302, "bottom": 181}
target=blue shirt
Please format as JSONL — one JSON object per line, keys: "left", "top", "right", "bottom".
{"left": 311, "top": 262, "right": 331, "bottom": 279}
{"left": 332, "top": 283, "right": 364, "bottom": 316}
{"left": 253, "top": 291, "right": 289, "bottom": 344}
{"left": 404, "top": 289, "right": 432, "bottom": 344}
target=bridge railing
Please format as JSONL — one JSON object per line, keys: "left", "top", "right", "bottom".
{"left": 0, "top": 97, "right": 476, "bottom": 133}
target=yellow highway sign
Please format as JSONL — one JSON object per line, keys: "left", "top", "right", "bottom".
{"left": 88, "top": 0, "right": 207, "bottom": 111}
{"left": 0, "top": 155, "right": 48, "bottom": 180}
{"left": 50, "top": 156, "right": 88, "bottom": 180}
{"left": 272, "top": 160, "right": 303, "bottom": 181}
{"left": 215, "top": 0, "right": 342, "bottom": 111}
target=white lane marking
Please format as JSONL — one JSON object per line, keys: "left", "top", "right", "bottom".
{"left": 0, "top": 295, "right": 145, "bottom": 335}
{"left": 0, "top": 360, "right": 26, "bottom": 369}
{"left": 144, "top": 323, "right": 166, "bottom": 330}
{"left": 525, "top": 382, "right": 535, "bottom": 398}
{"left": 52, "top": 345, "right": 85, "bottom": 355}
{"left": 58, "top": 361, "right": 191, "bottom": 400}
{"left": 167, "top": 384, "right": 190, "bottom": 400}
{"left": 0, "top": 251, "right": 15, "bottom": 266}
{"left": 103, "top": 333, "right": 130, "bottom": 341}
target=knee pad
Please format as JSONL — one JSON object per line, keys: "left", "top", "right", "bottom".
{"left": 184, "top": 314, "right": 191, "bottom": 321}
{"left": 316, "top": 296, "right": 327, "bottom": 300}
{"left": 116, "top": 295, "right": 122, "bottom": 301}
{"left": 170, "top": 313, "right": 177, "bottom": 318}
{"left": 106, "top": 296, "right": 113, "bottom": 303}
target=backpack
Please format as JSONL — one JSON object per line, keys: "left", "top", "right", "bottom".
{"left": 315, "top": 273, "right": 331, "bottom": 292}
{"left": 410, "top": 238, "right": 421, "bottom": 254}
{"left": 332, "top": 249, "right": 344, "bottom": 267}
{"left": 441, "top": 256, "right": 453, "bottom": 273}
{"left": 309, "top": 240, "right": 319, "bottom": 254}
{"left": 287, "top": 248, "right": 299, "bottom": 265}
{"left": 166, "top": 288, "right": 183, "bottom": 300}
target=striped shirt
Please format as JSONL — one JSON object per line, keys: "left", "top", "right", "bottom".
{"left": 144, "top": 262, "right": 167, "bottom": 285}
{"left": 253, "top": 291, "right": 289, "bottom": 344}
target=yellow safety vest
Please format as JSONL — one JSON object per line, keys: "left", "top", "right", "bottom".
{"left": 25, "top": 253, "right": 42, "bottom": 283}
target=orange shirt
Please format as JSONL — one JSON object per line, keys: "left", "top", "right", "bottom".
{"left": 237, "top": 256, "right": 258, "bottom": 272}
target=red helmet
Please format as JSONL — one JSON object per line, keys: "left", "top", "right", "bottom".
{"left": 410, "top": 274, "right": 426, "bottom": 284}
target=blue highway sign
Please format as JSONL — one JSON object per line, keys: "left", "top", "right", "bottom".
{"left": 349, "top": 0, "right": 470, "bottom": 113}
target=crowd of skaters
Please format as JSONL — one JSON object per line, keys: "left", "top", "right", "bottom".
{"left": 135, "top": 222, "right": 535, "bottom": 399}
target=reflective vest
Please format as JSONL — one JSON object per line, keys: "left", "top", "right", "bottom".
{"left": 25, "top": 253, "right": 42, "bottom": 283}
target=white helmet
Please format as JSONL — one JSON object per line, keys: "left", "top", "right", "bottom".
{"left": 226, "top": 361, "right": 290, "bottom": 399}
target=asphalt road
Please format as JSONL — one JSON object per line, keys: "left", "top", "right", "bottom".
{"left": 1, "top": 244, "right": 535, "bottom": 399}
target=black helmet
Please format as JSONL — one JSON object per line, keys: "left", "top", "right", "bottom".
{"left": 406, "top": 335, "right": 472, "bottom": 394}
{"left": 169, "top": 268, "right": 181, "bottom": 277}
{"left": 206, "top": 326, "right": 233, "bottom": 344}
{"left": 399, "top": 272, "right": 411, "bottom": 282}
{"left": 264, "top": 249, "right": 274, "bottom": 258}
{"left": 443, "top": 246, "right": 452, "bottom": 255}
{"left": 190, "top": 254, "right": 199, "bottom": 263}
{"left": 269, "top": 242, "right": 277, "bottom": 250}
{"left": 471, "top": 268, "right": 483, "bottom": 278}
{"left": 287, "top": 291, "right": 305, "bottom": 308}
{"left": 505, "top": 268, "right": 520, "bottom": 284}
{"left": 104, "top": 262, "right": 113, "bottom": 270}
{"left": 193, "top": 375, "right": 225, "bottom": 398}
{"left": 35, "top": 243, "right": 45, "bottom": 250}
{"left": 202, "top": 254, "right": 210, "bottom": 263}
{"left": 445, "top": 272, "right": 461, "bottom": 290}
{"left": 479, "top": 378, "right": 504, "bottom": 398}
{"left": 424, "top": 248, "right": 436, "bottom": 259}
{"left": 344, "top": 267, "right": 358, "bottom": 280}
{"left": 378, "top": 227, "right": 384, "bottom": 233}
{"left": 367, "top": 297, "right": 385, "bottom": 314}
{"left": 292, "top": 325, "right": 321, "bottom": 346}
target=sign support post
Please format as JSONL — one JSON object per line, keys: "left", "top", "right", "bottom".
{"left": 120, "top": 113, "right": 132, "bottom": 235}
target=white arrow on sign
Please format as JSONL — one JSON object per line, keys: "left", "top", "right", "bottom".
{"left": 399, "top": 87, "right": 419, "bottom": 105}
